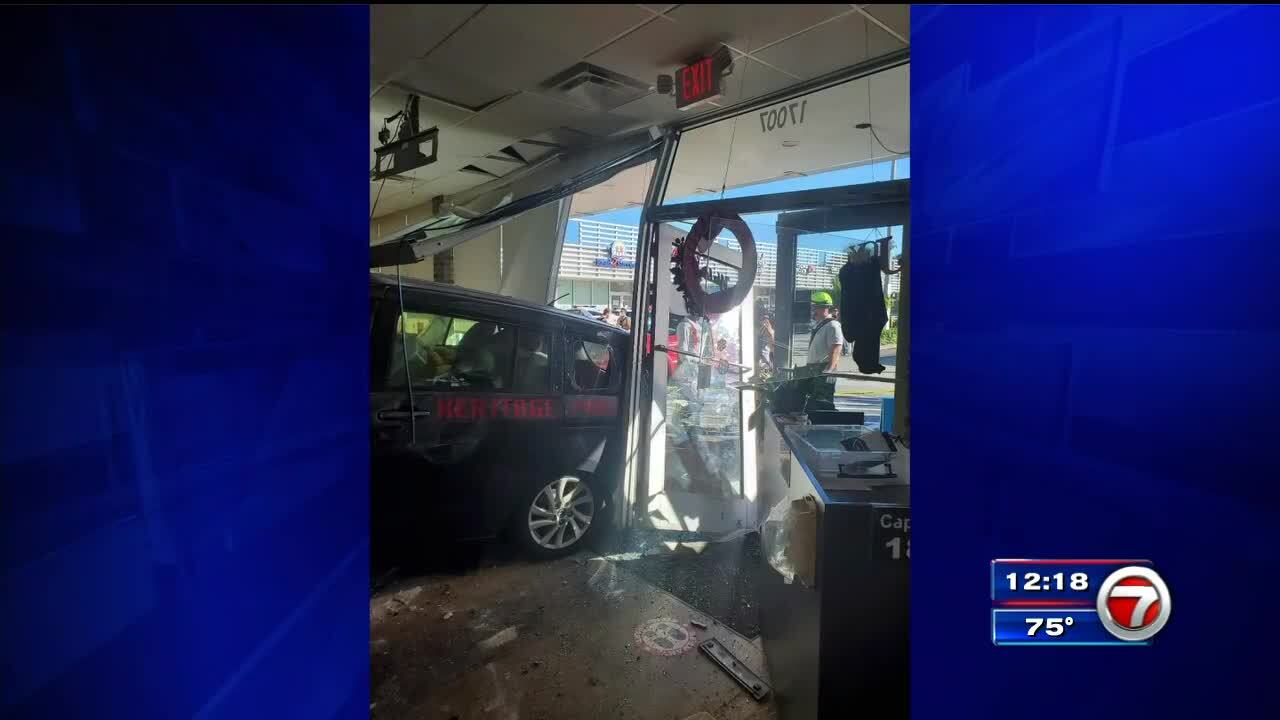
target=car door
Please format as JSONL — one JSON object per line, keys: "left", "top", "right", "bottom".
{"left": 561, "top": 327, "right": 626, "bottom": 489}
{"left": 370, "top": 288, "right": 445, "bottom": 553}
{"left": 370, "top": 289, "right": 563, "bottom": 541}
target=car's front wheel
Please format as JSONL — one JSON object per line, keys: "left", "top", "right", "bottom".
{"left": 512, "top": 475, "right": 596, "bottom": 559}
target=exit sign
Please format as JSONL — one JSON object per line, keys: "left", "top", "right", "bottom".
{"left": 675, "top": 55, "right": 721, "bottom": 109}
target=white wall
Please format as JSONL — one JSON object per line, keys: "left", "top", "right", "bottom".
{"left": 369, "top": 197, "right": 434, "bottom": 245}
{"left": 452, "top": 227, "right": 502, "bottom": 293}
{"left": 497, "top": 200, "right": 568, "bottom": 304}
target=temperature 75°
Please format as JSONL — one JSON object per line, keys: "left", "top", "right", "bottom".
{"left": 1026, "top": 617, "right": 1075, "bottom": 637}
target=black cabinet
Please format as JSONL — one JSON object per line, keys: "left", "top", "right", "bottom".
{"left": 758, "top": 415, "right": 910, "bottom": 720}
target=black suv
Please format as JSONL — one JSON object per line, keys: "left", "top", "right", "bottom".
{"left": 370, "top": 274, "right": 630, "bottom": 559}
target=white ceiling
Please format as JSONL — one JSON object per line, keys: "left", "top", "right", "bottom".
{"left": 371, "top": 4, "right": 909, "bottom": 220}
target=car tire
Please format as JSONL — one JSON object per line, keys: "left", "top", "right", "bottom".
{"left": 511, "top": 474, "right": 599, "bottom": 560}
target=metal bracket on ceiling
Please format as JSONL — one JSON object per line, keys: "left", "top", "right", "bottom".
{"left": 371, "top": 95, "right": 440, "bottom": 181}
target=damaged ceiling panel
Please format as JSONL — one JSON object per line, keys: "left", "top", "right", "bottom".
{"left": 370, "top": 4, "right": 911, "bottom": 221}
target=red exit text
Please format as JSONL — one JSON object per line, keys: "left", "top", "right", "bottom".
{"left": 677, "top": 56, "right": 719, "bottom": 108}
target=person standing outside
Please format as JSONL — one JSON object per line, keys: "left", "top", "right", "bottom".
{"left": 804, "top": 291, "right": 843, "bottom": 411}
{"left": 833, "top": 308, "right": 850, "bottom": 356}
{"left": 758, "top": 314, "right": 776, "bottom": 372}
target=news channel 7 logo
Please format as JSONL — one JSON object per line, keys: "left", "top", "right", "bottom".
{"left": 990, "top": 560, "right": 1172, "bottom": 646}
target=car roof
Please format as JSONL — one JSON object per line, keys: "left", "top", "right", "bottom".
{"left": 371, "top": 273, "right": 626, "bottom": 335}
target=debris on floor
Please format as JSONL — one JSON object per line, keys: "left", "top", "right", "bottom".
{"left": 370, "top": 549, "right": 775, "bottom": 720}
{"left": 605, "top": 531, "right": 765, "bottom": 638}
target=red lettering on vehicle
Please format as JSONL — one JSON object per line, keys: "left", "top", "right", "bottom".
{"left": 565, "top": 396, "right": 616, "bottom": 418}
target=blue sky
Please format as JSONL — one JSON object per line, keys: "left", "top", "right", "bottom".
{"left": 567, "top": 157, "right": 910, "bottom": 254}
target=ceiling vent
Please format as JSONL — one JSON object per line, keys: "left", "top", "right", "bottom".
{"left": 542, "top": 63, "right": 651, "bottom": 113}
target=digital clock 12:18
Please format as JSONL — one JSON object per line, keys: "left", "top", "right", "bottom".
{"left": 1006, "top": 571, "right": 1089, "bottom": 592}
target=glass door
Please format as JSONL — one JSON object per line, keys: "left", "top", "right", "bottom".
{"left": 786, "top": 228, "right": 900, "bottom": 427}
{"left": 637, "top": 189, "right": 908, "bottom": 533}
{"left": 644, "top": 223, "right": 756, "bottom": 534}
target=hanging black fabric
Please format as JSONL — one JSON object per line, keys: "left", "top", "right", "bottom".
{"left": 838, "top": 256, "right": 888, "bottom": 374}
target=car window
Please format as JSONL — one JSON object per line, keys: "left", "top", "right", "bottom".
{"left": 512, "top": 328, "right": 553, "bottom": 394}
{"left": 388, "top": 311, "right": 514, "bottom": 392}
{"left": 568, "top": 338, "right": 614, "bottom": 392}
{"left": 445, "top": 318, "right": 477, "bottom": 347}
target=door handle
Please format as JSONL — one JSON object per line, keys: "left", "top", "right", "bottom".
{"left": 377, "top": 409, "right": 431, "bottom": 421}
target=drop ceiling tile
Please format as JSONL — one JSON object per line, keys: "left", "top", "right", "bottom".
{"left": 668, "top": 4, "right": 851, "bottom": 53}
{"left": 511, "top": 139, "right": 560, "bottom": 163}
{"left": 565, "top": 111, "right": 638, "bottom": 140}
{"left": 588, "top": 13, "right": 726, "bottom": 83}
{"left": 867, "top": 22, "right": 906, "bottom": 61}
{"left": 716, "top": 55, "right": 799, "bottom": 104}
{"left": 753, "top": 12, "right": 905, "bottom": 79}
{"left": 393, "top": 58, "right": 514, "bottom": 109}
{"left": 399, "top": 173, "right": 483, "bottom": 201}
{"left": 612, "top": 91, "right": 687, "bottom": 126}
{"left": 862, "top": 4, "right": 910, "bottom": 42}
{"left": 457, "top": 93, "right": 589, "bottom": 151}
{"left": 426, "top": 4, "right": 654, "bottom": 91}
{"left": 462, "top": 157, "right": 513, "bottom": 179}
{"left": 522, "top": 128, "right": 591, "bottom": 149}
{"left": 371, "top": 4, "right": 482, "bottom": 86}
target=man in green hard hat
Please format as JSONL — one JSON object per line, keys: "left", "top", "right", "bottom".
{"left": 803, "top": 290, "right": 843, "bottom": 411}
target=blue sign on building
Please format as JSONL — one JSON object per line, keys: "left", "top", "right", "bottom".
{"left": 594, "top": 240, "right": 635, "bottom": 269}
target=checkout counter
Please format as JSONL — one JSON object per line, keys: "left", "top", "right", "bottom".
{"left": 757, "top": 412, "right": 910, "bottom": 720}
